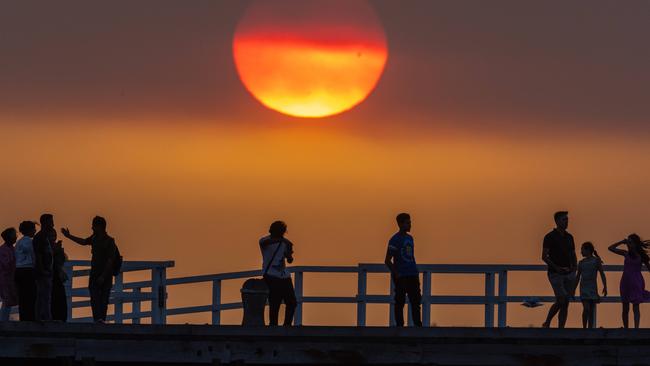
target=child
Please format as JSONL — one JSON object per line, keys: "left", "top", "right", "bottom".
{"left": 609, "top": 234, "right": 650, "bottom": 328}
{"left": 575, "top": 242, "right": 607, "bottom": 328}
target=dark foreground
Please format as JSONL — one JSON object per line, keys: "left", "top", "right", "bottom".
{"left": 1, "top": 322, "right": 649, "bottom": 366}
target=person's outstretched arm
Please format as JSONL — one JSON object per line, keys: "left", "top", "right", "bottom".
{"left": 61, "top": 228, "right": 88, "bottom": 245}
{"left": 608, "top": 240, "right": 627, "bottom": 256}
{"left": 597, "top": 260, "right": 608, "bottom": 296}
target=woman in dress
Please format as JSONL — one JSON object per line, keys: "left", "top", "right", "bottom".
{"left": 609, "top": 233, "right": 650, "bottom": 328}
{"left": 0, "top": 227, "right": 18, "bottom": 321}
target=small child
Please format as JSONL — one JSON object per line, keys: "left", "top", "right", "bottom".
{"left": 575, "top": 242, "right": 607, "bottom": 328}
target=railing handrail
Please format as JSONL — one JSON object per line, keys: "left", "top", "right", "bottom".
{"left": 36, "top": 261, "right": 629, "bottom": 327}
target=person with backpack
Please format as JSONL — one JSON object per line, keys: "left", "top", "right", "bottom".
{"left": 61, "top": 216, "right": 121, "bottom": 323}
{"left": 259, "top": 221, "right": 296, "bottom": 326}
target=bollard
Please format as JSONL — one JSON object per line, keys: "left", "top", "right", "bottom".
{"left": 241, "top": 278, "right": 269, "bottom": 326}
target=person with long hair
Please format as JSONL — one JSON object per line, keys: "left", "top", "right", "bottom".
{"left": 609, "top": 233, "right": 650, "bottom": 328}
{"left": 259, "top": 221, "right": 296, "bottom": 326}
{"left": 575, "top": 242, "right": 607, "bottom": 328}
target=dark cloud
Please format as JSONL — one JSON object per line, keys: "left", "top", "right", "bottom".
{"left": 1, "top": 1, "right": 648, "bottom": 134}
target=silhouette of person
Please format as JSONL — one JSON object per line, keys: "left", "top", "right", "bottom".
{"left": 609, "top": 234, "right": 650, "bottom": 328}
{"left": 15, "top": 221, "right": 37, "bottom": 321}
{"left": 385, "top": 213, "right": 422, "bottom": 327}
{"left": 259, "top": 221, "right": 296, "bottom": 326}
{"left": 575, "top": 241, "right": 607, "bottom": 328}
{"left": 0, "top": 227, "right": 18, "bottom": 321}
{"left": 33, "top": 214, "right": 55, "bottom": 321}
{"left": 62, "top": 216, "right": 117, "bottom": 323}
{"left": 542, "top": 211, "right": 577, "bottom": 328}
{"left": 50, "top": 230, "right": 68, "bottom": 322}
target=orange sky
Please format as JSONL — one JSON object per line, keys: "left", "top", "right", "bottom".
{"left": 2, "top": 0, "right": 650, "bottom": 327}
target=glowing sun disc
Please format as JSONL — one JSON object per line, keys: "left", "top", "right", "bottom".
{"left": 233, "top": 0, "right": 388, "bottom": 118}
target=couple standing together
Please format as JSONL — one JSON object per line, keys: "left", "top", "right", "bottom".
{"left": 258, "top": 213, "right": 422, "bottom": 327}
{"left": 543, "top": 211, "right": 650, "bottom": 329}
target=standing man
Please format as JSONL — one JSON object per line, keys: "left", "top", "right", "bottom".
{"left": 385, "top": 213, "right": 422, "bottom": 327}
{"left": 62, "top": 216, "right": 117, "bottom": 323}
{"left": 259, "top": 221, "right": 297, "bottom": 326}
{"left": 33, "top": 214, "right": 55, "bottom": 321}
{"left": 542, "top": 211, "right": 577, "bottom": 328}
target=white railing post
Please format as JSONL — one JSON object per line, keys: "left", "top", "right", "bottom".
{"left": 484, "top": 272, "right": 495, "bottom": 327}
{"left": 114, "top": 272, "right": 124, "bottom": 324}
{"left": 497, "top": 270, "right": 507, "bottom": 328}
{"left": 357, "top": 267, "right": 367, "bottom": 326}
{"left": 389, "top": 276, "right": 395, "bottom": 326}
{"left": 65, "top": 263, "right": 73, "bottom": 321}
{"left": 132, "top": 287, "right": 141, "bottom": 324}
{"left": 422, "top": 271, "right": 431, "bottom": 327}
{"left": 212, "top": 279, "right": 221, "bottom": 325}
{"left": 294, "top": 271, "right": 303, "bottom": 326}
{"left": 151, "top": 266, "right": 167, "bottom": 324}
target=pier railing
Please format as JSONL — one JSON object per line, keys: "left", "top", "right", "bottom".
{"left": 10, "top": 262, "right": 625, "bottom": 327}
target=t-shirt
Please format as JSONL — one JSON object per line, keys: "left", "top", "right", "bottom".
{"left": 82, "top": 234, "right": 117, "bottom": 280}
{"left": 15, "top": 236, "right": 35, "bottom": 269}
{"left": 259, "top": 235, "right": 291, "bottom": 279}
{"left": 387, "top": 232, "right": 418, "bottom": 277}
{"left": 543, "top": 229, "right": 576, "bottom": 273}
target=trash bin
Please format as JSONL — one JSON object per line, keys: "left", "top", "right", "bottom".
{"left": 241, "top": 278, "right": 269, "bottom": 326}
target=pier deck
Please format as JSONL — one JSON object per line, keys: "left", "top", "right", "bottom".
{"left": 1, "top": 322, "right": 649, "bottom": 365}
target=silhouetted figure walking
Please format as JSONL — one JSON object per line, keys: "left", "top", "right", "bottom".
{"left": 50, "top": 230, "right": 68, "bottom": 322}
{"left": 575, "top": 242, "right": 607, "bottom": 328}
{"left": 609, "top": 234, "right": 650, "bottom": 328}
{"left": 542, "top": 211, "right": 577, "bottom": 328}
{"left": 259, "top": 221, "right": 296, "bottom": 326}
{"left": 62, "top": 216, "right": 118, "bottom": 323}
{"left": 385, "top": 213, "right": 422, "bottom": 327}
{"left": 0, "top": 228, "right": 18, "bottom": 321}
{"left": 15, "top": 221, "right": 37, "bottom": 321}
{"left": 33, "top": 214, "right": 55, "bottom": 321}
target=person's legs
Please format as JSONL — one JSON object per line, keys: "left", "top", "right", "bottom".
{"left": 51, "top": 276, "right": 68, "bottom": 322}
{"left": 99, "top": 279, "right": 113, "bottom": 322}
{"left": 589, "top": 301, "right": 597, "bottom": 329}
{"left": 89, "top": 281, "right": 101, "bottom": 321}
{"left": 543, "top": 303, "right": 560, "bottom": 328}
{"left": 633, "top": 303, "right": 641, "bottom": 329}
{"left": 35, "top": 276, "right": 52, "bottom": 321}
{"left": 405, "top": 277, "right": 422, "bottom": 327}
{"left": 393, "top": 278, "right": 407, "bottom": 327}
{"left": 16, "top": 268, "right": 36, "bottom": 321}
{"left": 281, "top": 278, "right": 297, "bottom": 326}
{"left": 543, "top": 272, "right": 564, "bottom": 327}
{"left": 0, "top": 304, "right": 11, "bottom": 321}
{"left": 264, "top": 276, "right": 281, "bottom": 326}
{"left": 557, "top": 296, "right": 569, "bottom": 328}
{"left": 581, "top": 300, "right": 590, "bottom": 329}
{"left": 622, "top": 302, "right": 630, "bottom": 328}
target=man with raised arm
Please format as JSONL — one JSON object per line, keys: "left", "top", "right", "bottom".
{"left": 542, "top": 211, "right": 577, "bottom": 328}
{"left": 61, "top": 216, "right": 117, "bottom": 323}
{"left": 385, "top": 213, "right": 422, "bottom": 327}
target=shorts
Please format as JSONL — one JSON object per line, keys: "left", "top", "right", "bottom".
{"left": 548, "top": 271, "right": 576, "bottom": 299}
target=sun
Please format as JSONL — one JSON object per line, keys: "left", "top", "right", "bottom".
{"left": 233, "top": 0, "right": 388, "bottom": 118}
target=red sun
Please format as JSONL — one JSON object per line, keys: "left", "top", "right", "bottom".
{"left": 233, "top": 0, "right": 388, "bottom": 118}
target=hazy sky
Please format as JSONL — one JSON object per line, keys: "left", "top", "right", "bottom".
{"left": 1, "top": 1, "right": 650, "bottom": 327}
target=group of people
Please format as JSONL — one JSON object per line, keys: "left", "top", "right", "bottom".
{"left": 0, "top": 214, "right": 120, "bottom": 323}
{"left": 2, "top": 211, "right": 649, "bottom": 328}
{"left": 542, "top": 211, "right": 650, "bottom": 329}
{"left": 260, "top": 211, "right": 650, "bottom": 329}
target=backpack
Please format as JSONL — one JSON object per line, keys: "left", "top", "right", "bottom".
{"left": 112, "top": 242, "right": 123, "bottom": 276}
